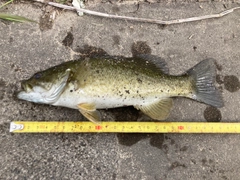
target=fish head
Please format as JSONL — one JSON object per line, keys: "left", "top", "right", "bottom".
{"left": 18, "top": 66, "right": 71, "bottom": 104}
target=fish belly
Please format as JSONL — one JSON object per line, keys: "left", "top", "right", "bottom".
{"left": 54, "top": 86, "right": 166, "bottom": 110}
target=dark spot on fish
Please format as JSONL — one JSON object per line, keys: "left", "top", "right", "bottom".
{"left": 204, "top": 106, "right": 222, "bottom": 122}
{"left": 120, "top": 94, "right": 123, "bottom": 97}
{"left": 131, "top": 41, "right": 152, "bottom": 57}
{"left": 149, "top": 134, "right": 164, "bottom": 149}
{"left": 125, "top": 90, "right": 130, "bottom": 94}
{"left": 62, "top": 32, "right": 74, "bottom": 47}
{"left": 137, "top": 78, "right": 142, "bottom": 83}
{"left": 136, "top": 90, "right": 139, "bottom": 93}
{"left": 216, "top": 74, "right": 224, "bottom": 84}
{"left": 214, "top": 61, "right": 223, "bottom": 71}
{"left": 223, "top": 75, "right": 240, "bottom": 92}
{"left": 112, "top": 35, "right": 120, "bottom": 46}
{"left": 156, "top": 42, "right": 160, "bottom": 45}
{"left": 168, "top": 161, "right": 187, "bottom": 171}
{"left": 70, "top": 90, "right": 73, "bottom": 92}
{"left": 84, "top": 79, "right": 86, "bottom": 82}
{"left": 161, "top": 90, "right": 163, "bottom": 92}
{"left": 96, "top": 70, "right": 100, "bottom": 73}
{"left": 178, "top": 93, "right": 180, "bottom": 96}
{"left": 76, "top": 45, "right": 108, "bottom": 57}
{"left": 124, "top": 87, "right": 126, "bottom": 89}
{"left": 193, "top": 46, "right": 197, "bottom": 51}
{"left": 167, "top": 89, "right": 170, "bottom": 92}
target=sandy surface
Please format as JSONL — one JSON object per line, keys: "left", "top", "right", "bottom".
{"left": 0, "top": 1, "right": 240, "bottom": 179}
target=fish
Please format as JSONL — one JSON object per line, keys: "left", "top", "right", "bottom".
{"left": 17, "top": 54, "right": 224, "bottom": 123}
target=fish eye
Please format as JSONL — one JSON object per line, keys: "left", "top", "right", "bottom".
{"left": 34, "top": 73, "right": 42, "bottom": 79}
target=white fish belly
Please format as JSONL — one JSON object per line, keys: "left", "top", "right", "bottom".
{"left": 53, "top": 88, "right": 166, "bottom": 110}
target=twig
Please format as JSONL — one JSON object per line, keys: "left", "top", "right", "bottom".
{"left": 33, "top": 0, "right": 240, "bottom": 25}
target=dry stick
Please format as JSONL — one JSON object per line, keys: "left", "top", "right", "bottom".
{"left": 34, "top": 0, "right": 240, "bottom": 25}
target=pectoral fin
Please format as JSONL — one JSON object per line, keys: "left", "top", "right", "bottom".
{"left": 134, "top": 98, "right": 173, "bottom": 120}
{"left": 78, "top": 103, "right": 101, "bottom": 124}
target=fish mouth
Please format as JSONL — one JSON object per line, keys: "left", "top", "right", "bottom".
{"left": 21, "top": 81, "right": 33, "bottom": 93}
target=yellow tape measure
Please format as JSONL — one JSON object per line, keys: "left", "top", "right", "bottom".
{"left": 9, "top": 121, "right": 240, "bottom": 133}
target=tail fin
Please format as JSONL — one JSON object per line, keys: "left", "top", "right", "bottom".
{"left": 187, "top": 59, "right": 224, "bottom": 108}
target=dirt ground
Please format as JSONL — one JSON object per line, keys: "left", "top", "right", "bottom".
{"left": 0, "top": 0, "right": 240, "bottom": 179}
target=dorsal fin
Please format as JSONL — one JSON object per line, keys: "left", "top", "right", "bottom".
{"left": 136, "top": 54, "right": 169, "bottom": 74}
{"left": 89, "top": 54, "right": 169, "bottom": 74}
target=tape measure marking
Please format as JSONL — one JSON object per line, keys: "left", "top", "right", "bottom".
{"left": 9, "top": 121, "right": 240, "bottom": 133}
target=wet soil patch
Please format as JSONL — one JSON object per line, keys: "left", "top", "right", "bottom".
{"left": 76, "top": 45, "right": 108, "bottom": 57}
{"left": 117, "top": 133, "right": 164, "bottom": 147}
{"left": 149, "top": 134, "right": 164, "bottom": 149}
{"left": 62, "top": 32, "right": 74, "bottom": 47}
{"left": 113, "top": 106, "right": 164, "bottom": 147}
{"left": 204, "top": 106, "right": 222, "bottom": 122}
{"left": 117, "top": 133, "right": 150, "bottom": 146}
{"left": 131, "top": 41, "right": 152, "bottom": 57}
{"left": 223, "top": 75, "right": 240, "bottom": 92}
{"left": 112, "top": 106, "right": 148, "bottom": 146}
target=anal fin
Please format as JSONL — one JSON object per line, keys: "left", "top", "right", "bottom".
{"left": 134, "top": 98, "right": 173, "bottom": 120}
{"left": 78, "top": 103, "right": 101, "bottom": 124}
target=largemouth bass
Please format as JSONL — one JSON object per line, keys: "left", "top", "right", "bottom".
{"left": 17, "top": 54, "right": 223, "bottom": 123}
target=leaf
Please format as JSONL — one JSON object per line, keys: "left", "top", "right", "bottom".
{"left": 0, "top": 13, "right": 37, "bottom": 23}
{"left": 0, "top": 0, "right": 13, "bottom": 9}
